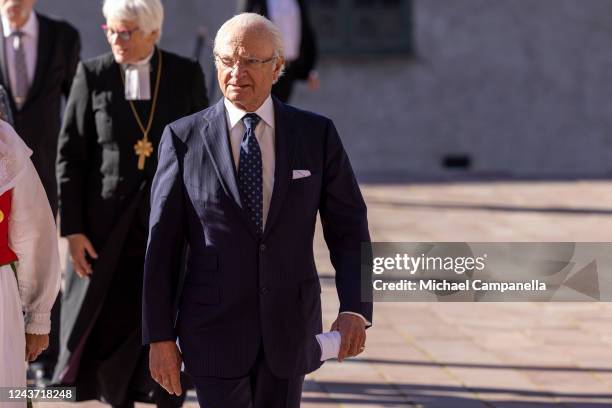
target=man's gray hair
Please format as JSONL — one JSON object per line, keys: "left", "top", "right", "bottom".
{"left": 214, "top": 13, "right": 285, "bottom": 78}
{"left": 102, "top": 0, "right": 164, "bottom": 41}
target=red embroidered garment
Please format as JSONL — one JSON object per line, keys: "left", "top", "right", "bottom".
{"left": 0, "top": 189, "right": 17, "bottom": 265}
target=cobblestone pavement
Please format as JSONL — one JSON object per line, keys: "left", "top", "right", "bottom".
{"left": 42, "top": 181, "right": 612, "bottom": 407}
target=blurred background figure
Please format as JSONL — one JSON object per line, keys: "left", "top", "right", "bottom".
{"left": 52, "top": 0, "right": 208, "bottom": 406}
{"left": 0, "top": 116, "right": 61, "bottom": 408}
{"left": 0, "top": 0, "right": 80, "bottom": 386}
{"left": 238, "top": 0, "right": 318, "bottom": 102}
{"left": 0, "top": 0, "right": 80, "bottom": 216}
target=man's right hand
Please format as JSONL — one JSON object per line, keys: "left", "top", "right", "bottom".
{"left": 67, "top": 233, "right": 98, "bottom": 278}
{"left": 150, "top": 341, "right": 183, "bottom": 396}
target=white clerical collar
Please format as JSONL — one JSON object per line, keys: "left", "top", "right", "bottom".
{"left": 2, "top": 10, "right": 37, "bottom": 38}
{"left": 224, "top": 95, "right": 275, "bottom": 130}
{"left": 123, "top": 48, "right": 155, "bottom": 68}
{"left": 122, "top": 49, "right": 155, "bottom": 100}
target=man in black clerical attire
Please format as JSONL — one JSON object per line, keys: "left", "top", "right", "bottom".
{"left": 53, "top": 0, "right": 208, "bottom": 407}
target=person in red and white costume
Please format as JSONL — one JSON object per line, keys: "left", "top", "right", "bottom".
{"left": 0, "top": 119, "right": 60, "bottom": 407}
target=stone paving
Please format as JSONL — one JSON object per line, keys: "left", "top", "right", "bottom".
{"left": 42, "top": 181, "right": 612, "bottom": 407}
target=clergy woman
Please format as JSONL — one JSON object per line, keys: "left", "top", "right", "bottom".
{"left": 53, "top": 0, "right": 208, "bottom": 406}
{"left": 0, "top": 115, "right": 61, "bottom": 408}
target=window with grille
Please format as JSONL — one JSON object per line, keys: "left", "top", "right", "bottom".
{"left": 309, "top": 0, "right": 413, "bottom": 54}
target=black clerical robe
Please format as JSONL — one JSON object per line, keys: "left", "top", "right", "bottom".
{"left": 53, "top": 48, "right": 208, "bottom": 404}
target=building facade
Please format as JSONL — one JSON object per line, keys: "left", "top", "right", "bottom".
{"left": 37, "top": 0, "right": 612, "bottom": 180}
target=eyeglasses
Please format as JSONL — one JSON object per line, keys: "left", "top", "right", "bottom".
{"left": 214, "top": 54, "right": 277, "bottom": 70}
{"left": 101, "top": 24, "right": 139, "bottom": 41}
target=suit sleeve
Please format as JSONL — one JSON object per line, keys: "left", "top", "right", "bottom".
{"left": 237, "top": 0, "right": 253, "bottom": 12}
{"left": 319, "top": 119, "right": 373, "bottom": 324}
{"left": 190, "top": 61, "right": 209, "bottom": 113}
{"left": 142, "top": 125, "right": 186, "bottom": 344}
{"left": 56, "top": 62, "right": 93, "bottom": 236}
{"left": 293, "top": 0, "right": 318, "bottom": 80}
{"left": 61, "top": 26, "right": 82, "bottom": 98}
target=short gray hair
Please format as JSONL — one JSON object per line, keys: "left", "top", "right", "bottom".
{"left": 102, "top": 0, "right": 164, "bottom": 41}
{"left": 214, "top": 13, "right": 285, "bottom": 77}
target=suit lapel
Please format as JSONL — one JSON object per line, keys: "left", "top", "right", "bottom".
{"left": 201, "top": 99, "right": 262, "bottom": 239}
{"left": 249, "top": 0, "right": 267, "bottom": 15}
{"left": 201, "top": 99, "right": 242, "bottom": 208}
{"left": 23, "top": 14, "right": 51, "bottom": 109}
{"left": 0, "top": 18, "right": 13, "bottom": 111}
{"left": 263, "top": 97, "right": 296, "bottom": 238}
{"left": 260, "top": 0, "right": 268, "bottom": 16}
{"left": 0, "top": 19, "right": 6, "bottom": 87}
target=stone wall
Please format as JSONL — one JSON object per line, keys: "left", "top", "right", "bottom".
{"left": 36, "top": 0, "right": 612, "bottom": 180}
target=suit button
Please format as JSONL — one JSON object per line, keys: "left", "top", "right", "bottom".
{"left": 260, "top": 244, "right": 266, "bottom": 252}
{"left": 0, "top": 210, "right": 4, "bottom": 223}
{"left": 260, "top": 287, "right": 269, "bottom": 295}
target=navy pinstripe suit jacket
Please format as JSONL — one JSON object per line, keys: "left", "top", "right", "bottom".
{"left": 142, "top": 97, "right": 371, "bottom": 379}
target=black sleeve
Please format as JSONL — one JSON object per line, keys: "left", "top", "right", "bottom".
{"left": 293, "top": 0, "right": 318, "bottom": 80}
{"left": 61, "top": 25, "right": 82, "bottom": 99}
{"left": 56, "top": 62, "right": 93, "bottom": 236}
{"left": 190, "top": 60, "right": 209, "bottom": 112}
{"left": 237, "top": 0, "right": 252, "bottom": 12}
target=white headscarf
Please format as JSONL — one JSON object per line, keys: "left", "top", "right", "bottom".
{"left": 0, "top": 119, "right": 32, "bottom": 196}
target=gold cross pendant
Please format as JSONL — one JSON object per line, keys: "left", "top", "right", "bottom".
{"left": 134, "top": 137, "right": 154, "bottom": 170}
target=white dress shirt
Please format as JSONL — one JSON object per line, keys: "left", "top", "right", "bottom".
{"left": 122, "top": 49, "right": 154, "bottom": 100}
{"left": 224, "top": 96, "right": 370, "bottom": 327}
{"left": 267, "top": 0, "right": 302, "bottom": 62}
{"left": 2, "top": 11, "right": 38, "bottom": 100}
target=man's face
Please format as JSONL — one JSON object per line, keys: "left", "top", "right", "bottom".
{"left": 105, "top": 18, "right": 158, "bottom": 65}
{"left": 0, "top": 0, "right": 36, "bottom": 26}
{"left": 216, "top": 27, "right": 284, "bottom": 112}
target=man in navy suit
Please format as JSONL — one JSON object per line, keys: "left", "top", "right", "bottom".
{"left": 142, "top": 13, "right": 372, "bottom": 407}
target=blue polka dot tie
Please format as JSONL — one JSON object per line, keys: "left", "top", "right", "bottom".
{"left": 238, "top": 113, "right": 263, "bottom": 234}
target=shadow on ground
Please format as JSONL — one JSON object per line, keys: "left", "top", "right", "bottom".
{"left": 365, "top": 198, "right": 612, "bottom": 216}
{"left": 302, "top": 380, "right": 612, "bottom": 407}
{"left": 346, "top": 358, "right": 612, "bottom": 374}
{"left": 357, "top": 172, "right": 612, "bottom": 185}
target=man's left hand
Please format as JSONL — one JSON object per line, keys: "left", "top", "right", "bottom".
{"left": 330, "top": 314, "right": 366, "bottom": 362}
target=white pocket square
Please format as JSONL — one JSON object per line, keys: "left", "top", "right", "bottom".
{"left": 292, "top": 170, "right": 311, "bottom": 179}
